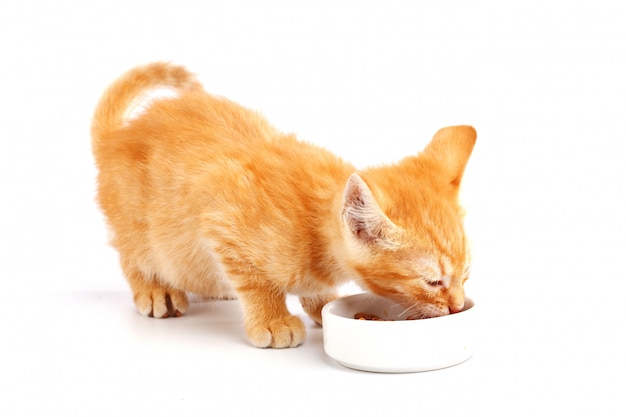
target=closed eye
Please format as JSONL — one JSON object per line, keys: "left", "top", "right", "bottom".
{"left": 424, "top": 273, "right": 451, "bottom": 289}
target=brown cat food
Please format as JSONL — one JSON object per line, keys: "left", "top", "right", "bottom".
{"left": 354, "top": 312, "right": 385, "bottom": 321}
{"left": 354, "top": 312, "right": 420, "bottom": 321}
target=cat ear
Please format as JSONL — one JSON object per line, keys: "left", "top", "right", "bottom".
{"left": 422, "top": 125, "right": 476, "bottom": 188}
{"left": 342, "top": 174, "right": 396, "bottom": 246}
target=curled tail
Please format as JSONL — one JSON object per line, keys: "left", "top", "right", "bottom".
{"left": 90, "top": 62, "right": 202, "bottom": 150}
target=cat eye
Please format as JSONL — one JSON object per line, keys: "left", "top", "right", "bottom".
{"left": 426, "top": 280, "right": 444, "bottom": 288}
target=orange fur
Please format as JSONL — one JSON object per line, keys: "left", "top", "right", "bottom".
{"left": 91, "top": 63, "right": 476, "bottom": 348}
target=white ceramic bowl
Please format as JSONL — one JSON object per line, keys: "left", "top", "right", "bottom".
{"left": 322, "top": 293, "right": 476, "bottom": 373}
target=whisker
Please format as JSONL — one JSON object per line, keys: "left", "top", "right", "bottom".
{"left": 397, "top": 302, "right": 422, "bottom": 319}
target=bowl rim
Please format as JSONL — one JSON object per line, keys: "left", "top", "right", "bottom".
{"left": 322, "top": 292, "right": 475, "bottom": 323}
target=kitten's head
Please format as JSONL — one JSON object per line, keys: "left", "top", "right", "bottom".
{"left": 342, "top": 126, "right": 476, "bottom": 318}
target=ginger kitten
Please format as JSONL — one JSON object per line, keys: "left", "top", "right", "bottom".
{"left": 91, "top": 63, "right": 476, "bottom": 348}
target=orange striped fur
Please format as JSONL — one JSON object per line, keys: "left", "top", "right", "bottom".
{"left": 91, "top": 63, "right": 476, "bottom": 348}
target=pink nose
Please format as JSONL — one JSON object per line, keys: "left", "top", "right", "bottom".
{"left": 448, "top": 303, "right": 464, "bottom": 314}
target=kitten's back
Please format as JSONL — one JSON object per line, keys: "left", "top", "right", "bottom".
{"left": 91, "top": 63, "right": 356, "bottom": 299}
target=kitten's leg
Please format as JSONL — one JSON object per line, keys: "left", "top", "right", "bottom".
{"left": 125, "top": 268, "right": 189, "bottom": 318}
{"left": 236, "top": 282, "right": 306, "bottom": 348}
{"left": 300, "top": 292, "right": 338, "bottom": 326}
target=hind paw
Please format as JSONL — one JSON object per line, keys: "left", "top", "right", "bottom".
{"left": 133, "top": 287, "right": 189, "bottom": 318}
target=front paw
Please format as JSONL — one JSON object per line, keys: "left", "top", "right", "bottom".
{"left": 300, "top": 293, "right": 337, "bottom": 326}
{"left": 245, "top": 315, "right": 306, "bottom": 348}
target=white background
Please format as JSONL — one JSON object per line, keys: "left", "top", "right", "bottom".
{"left": 1, "top": 0, "right": 625, "bottom": 415}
